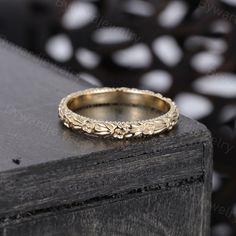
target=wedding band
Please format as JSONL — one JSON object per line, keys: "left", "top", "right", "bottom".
{"left": 58, "top": 87, "right": 179, "bottom": 139}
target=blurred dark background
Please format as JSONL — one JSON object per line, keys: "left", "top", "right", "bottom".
{"left": 0, "top": 0, "right": 235, "bottom": 235}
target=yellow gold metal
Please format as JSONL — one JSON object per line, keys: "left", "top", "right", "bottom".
{"left": 58, "top": 87, "right": 179, "bottom": 139}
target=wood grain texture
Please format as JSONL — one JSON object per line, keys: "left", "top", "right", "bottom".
{"left": 0, "top": 39, "right": 213, "bottom": 235}
{"left": 2, "top": 184, "right": 206, "bottom": 236}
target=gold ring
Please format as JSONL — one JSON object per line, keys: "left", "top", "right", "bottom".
{"left": 58, "top": 87, "right": 179, "bottom": 139}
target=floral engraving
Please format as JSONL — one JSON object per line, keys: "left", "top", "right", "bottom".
{"left": 58, "top": 88, "right": 179, "bottom": 139}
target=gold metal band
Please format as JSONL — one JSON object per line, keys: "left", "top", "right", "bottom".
{"left": 58, "top": 87, "right": 179, "bottom": 139}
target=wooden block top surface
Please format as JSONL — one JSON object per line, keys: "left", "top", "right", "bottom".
{"left": 0, "top": 39, "right": 210, "bottom": 173}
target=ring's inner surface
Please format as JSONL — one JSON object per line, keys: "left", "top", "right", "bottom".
{"left": 67, "top": 91, "right": 170, "bottom": 122}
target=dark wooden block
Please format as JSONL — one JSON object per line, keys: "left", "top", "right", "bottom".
{"left": 0, "top": 39, "right": 213, "bottom": 236}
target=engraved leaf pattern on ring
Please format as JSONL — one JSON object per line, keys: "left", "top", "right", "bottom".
{"left": 58, "top": 88, "right": 179, "bottom": 139}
